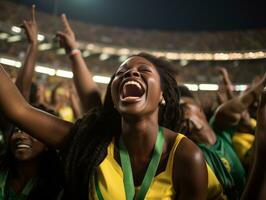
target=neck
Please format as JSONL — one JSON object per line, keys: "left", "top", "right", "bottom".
{"left": 121, "top": 112, "right": 159, "bottom": 158}
{"left": 13, "top": 160, "right": 39, "bottom": 181}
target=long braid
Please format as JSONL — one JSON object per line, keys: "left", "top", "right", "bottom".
{"left": 63, "top": 53, "right": 181, "bottom": 199}
{"left": 63, "top": 76, "right": 120, "bottom": 200}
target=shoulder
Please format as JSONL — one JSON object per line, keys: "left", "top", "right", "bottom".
{"left": 172, "top": 136, "right": 208, "bottom": 199}
{"left": 173, "top": 137, "right": 206, "bottom": 172}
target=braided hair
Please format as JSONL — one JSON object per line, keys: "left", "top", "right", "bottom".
{"left": 63, "top": 52, "right": 181, "bottom": 200}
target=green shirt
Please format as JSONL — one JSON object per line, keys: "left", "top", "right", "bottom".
{"left": 199, "top": 117, "right": 246, "bottom": 200}
{"left": 0, "top": 171, "right": 35, "bottom": 200}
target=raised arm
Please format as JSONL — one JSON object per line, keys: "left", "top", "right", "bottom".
{"left": 217, "top": 67, "right": 235, "bottom": 100}
{"left": 241, "top": 88, "right": 266, "bottom": 200}
{"left": 56, "top": 14, "right": 102, "bottom": 112}
{"left": 15, "top": 5, "right": 38, "bottom": 101}
{"left": 214, "top": 73, "right": 266, "bottom": 129}
{"left": 68, "top": 83, "right": 82, "bottom": 119}
{"left": 0, "top": 64, "right": 73, "bottom": 148}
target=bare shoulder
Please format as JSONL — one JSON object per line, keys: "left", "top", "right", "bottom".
{"left": 172, "top": 136, "right": 208, "bottom": 199}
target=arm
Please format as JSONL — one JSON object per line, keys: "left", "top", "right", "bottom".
{"left": 217, "top": 67, "right": 235, "bottom": 100}
{"left": 56, "top": 14, "right": 102, "bottom": 112}
{"left": 15, "top": 5, "right": 38, "bottom": 101}
{"left": 0, "top": 64, "right": 73, "bottom": 148}
{"left": 174, "top": 138, "right": 208, "bottom": 200}
{"left": 69, "top": 83, "right": 82, "bottom": 119}
{"left": 214, "top": 73, "right": 266, "bottom": 129}
{"left": 241, "top": 88, "right": 266, "bottom": 200}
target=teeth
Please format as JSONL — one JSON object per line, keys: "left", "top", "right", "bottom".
{"left": 17, "top": 144, "right": 31, "bottom": 149}
{"left": 124, "top": 81, "right": 141, "bottom": 89}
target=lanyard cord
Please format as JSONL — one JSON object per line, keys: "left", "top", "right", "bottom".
{"left": 95, "top": 127, "right": 165, "bottom": 200}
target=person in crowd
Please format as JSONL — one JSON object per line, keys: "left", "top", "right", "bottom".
{"left": 0, "top": 40, "right": 209, "bottom": 200}
{"left": 0, "top": 5, "right": 64, "bottom": 199}
{"left": 178, "top": 73, "right": 266, "bottom": 200}
{"left": 216, "top": 67, "right": 256, "bottom": 170}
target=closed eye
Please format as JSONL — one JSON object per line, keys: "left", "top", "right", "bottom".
{"left": 139, "top": 65, "right": 152, "bottom": 73}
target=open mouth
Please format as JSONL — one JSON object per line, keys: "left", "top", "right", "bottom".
{"left": 16, "top": 142, "right": 31, "bottom": 149}
{"left": 121, "top": 80, "right": 145, "bottom": 102}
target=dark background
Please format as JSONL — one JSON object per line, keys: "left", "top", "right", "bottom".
{"left": 11, "top": 0, "right": 266, "bottom": 31}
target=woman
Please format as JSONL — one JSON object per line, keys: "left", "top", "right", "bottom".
{"left": 0, "top": 105, "right": 64, "bottom": 200}
{"left": 0, "top": 51, "right": 208, "bottom": 199}
{"left": 0, "top": 6, "right": 63, "bottom": 199}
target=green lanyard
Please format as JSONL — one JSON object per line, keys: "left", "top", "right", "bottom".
{"left": 95, "top": 127, "right": 165, "bottom": 200}
{"left": 0, "top": 171, "right": 36, "bottom": 200}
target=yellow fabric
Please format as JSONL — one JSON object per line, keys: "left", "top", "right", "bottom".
{"left": 232, "top": 117, "right": 256, "bottom": 163}
{"left": 206, "top": 164, "right": 227, "bottom": 200}
{"left": 249, "top": 118, "right": 257, "bottom": 129}
{"left": 232, "top": 133, "right": 254, "bottom": 163}
{"left": 58, "top": 106, "right": 74, "bottom": 122}
{"left": 92, "top": 134, "right": 226, "bottom": 200}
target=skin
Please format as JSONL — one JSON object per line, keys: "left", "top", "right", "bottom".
{"left": 180, "top": 97, "right": 217, "bottom": 146}
{"left": 111, "top": 56, "right": 208, "bottom": 199}
{"left": 217, "top": 67, "right": 235, "bottom": 101}
{"left": 8, "top": 129, "right": 47, "bottom": 194}
{"left": 0, "top": 54, "right": 208, "bottom": 199}
{"left": 214, "top": 73, "right": 266, "bottom": 130}
{"left": 10, "top": 129, "right": 46, "bottom": 162}
{"left": 1, "top": 6, "right": 52, "bottom": 194}
{"left": 56, "top": 14, "right": 101, "bottom": 112}
{"left": 16, "top": 5, "right": 38, "bottom": 101}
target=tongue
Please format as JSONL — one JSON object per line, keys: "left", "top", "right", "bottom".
{"left": 123, "top": 84, "right": 143, "bottom": 98}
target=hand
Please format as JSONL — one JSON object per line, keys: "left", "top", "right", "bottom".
{"left": 56, "top": 14, "right": 78, "bottom": 53}
{"left": 217, "top": 67, "right": 229, "bottom": 77}
{"left": 21, "top": 5, "right": 38, "bottom": 44}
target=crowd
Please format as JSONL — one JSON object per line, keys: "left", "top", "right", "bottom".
{"left": 0, "top": 5, "right": 265, "bottom": 200}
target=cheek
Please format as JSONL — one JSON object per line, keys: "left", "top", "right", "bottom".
{"left": 32, "top": 140, "right": 46, "bottom": 155}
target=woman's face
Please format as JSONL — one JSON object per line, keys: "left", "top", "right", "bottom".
{"left": 111, "top": 56, "right": 163, "bottom": 117}
{"left": 10, "top": 128, "right": 46, "bottom": 162}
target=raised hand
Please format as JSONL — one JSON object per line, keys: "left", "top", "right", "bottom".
{"left": 56, "top": 14, "right": 78, "bottom": 53}
{"left": 217, "top": 66, "right": 234, "bottom": 99}
{"left": 21, "top": 4, "right": 38, "bottom": 44}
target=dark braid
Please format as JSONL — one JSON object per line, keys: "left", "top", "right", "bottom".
{"left": 63, "top": 52, "right": 181, "bottom": 200}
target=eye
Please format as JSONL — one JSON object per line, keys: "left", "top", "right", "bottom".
{"left": 115, "top": 69, "right": 126, "bottom": 76}
{"left": 139, "top": 65, "right": 152, "bottom": 73}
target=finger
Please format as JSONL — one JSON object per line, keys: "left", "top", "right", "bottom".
{"left": 61, "top": 14, "right": 71, "bottom": 30}
{"left": 31, "top": 4, "right": 36, "bottom": 22}
{"left": 22, "top": 20, "right": 30, "bottom": 31}
{"left": 56, "top": 31, "right": 67, "bottom": 38}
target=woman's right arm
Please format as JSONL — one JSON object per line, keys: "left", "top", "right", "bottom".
{"left": 0, "top": 64, "right": 73, "bottom": 148}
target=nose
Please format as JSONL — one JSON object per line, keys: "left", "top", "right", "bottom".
{"left": 13, "top": 130, "right": 29, "bottom": 139}
{"left": 124, "top": 69, "right": 140, "bottom": 78}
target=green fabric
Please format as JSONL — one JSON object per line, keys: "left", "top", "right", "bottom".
{"left": 0, "top": 171, "right": 35, "bottom": 200}
{"left": 200, "top": 116, "right": 246, "bottom": 200}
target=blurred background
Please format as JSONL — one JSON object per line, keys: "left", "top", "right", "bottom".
{"left": 0, "top": 0, "right": 266, "bottom": 109}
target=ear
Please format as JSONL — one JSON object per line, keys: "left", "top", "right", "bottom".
{"left": 160, "top": 92, "right": 163, "bottom": 102}
{"left": 160, "top": 92, "right": 166, "bottom": 106}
